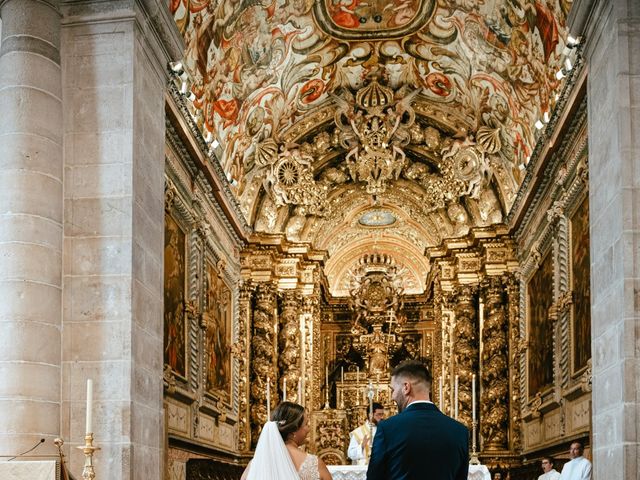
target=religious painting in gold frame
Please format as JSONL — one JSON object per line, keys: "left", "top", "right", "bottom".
{"left": 570, "top": 195, "right": 591, "bottom": 374}
{"left": 527, "top": 250, "right": 554, "bottom": 397}
{"left": 203, "top": 256, "right": 232, "bottom": 400}
{"left": 164, "top": 212, "right": 188, "bottom": 379}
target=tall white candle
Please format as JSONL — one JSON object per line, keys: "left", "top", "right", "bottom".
{"left": 472, "top": 374, "right": 477, "bottom": 423}
{"left": 439, "top": 377, "right": 443, "bottom": 408}
{"left": 283, "top": 377, "right": 287, "bottom": 402}
{"left": 341, "top": 366, "right": 344, "bottom": 383}
{"left": 454, "top": 375, "right": 459, "bottom": 420}
{"left": 297, "top": 378, "right": 302, "bottom": 404}
{"left": 266, "top": 377, "right": 271, "bottom": 419}
{"left": 85, "top": 379, "right": 93, "bottom": 435}
{"left": 325, "top": 365, "right": 329, "bottom": 404}
{"left": 356, "top": 366, "right": 360, "bottom": 382}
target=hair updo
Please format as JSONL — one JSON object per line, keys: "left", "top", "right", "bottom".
{"left": 271, "top": 401, "right": 305, "bottom": 442}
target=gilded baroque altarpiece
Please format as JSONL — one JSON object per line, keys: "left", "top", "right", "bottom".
{"left": 512, "top": 93, "right": 591, "bottom": 455}
{"left": 163, "top": 105, "right": 246, "bottom": 477}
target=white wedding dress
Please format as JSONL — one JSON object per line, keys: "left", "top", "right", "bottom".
{"left": 298, "top": 453, "right": 320, "bottom": 480}
{"left": 247, "top": 421, "right": 320, "bottom": 480}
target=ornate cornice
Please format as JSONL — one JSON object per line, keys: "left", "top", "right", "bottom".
{"left": 165, "top": 111, "right": 247, "bottom": 248}
{"left": 166, "top": 80, "right": 251, "bottom": 240}
{"left": 507, "top": 47, "right": 587, "bottom": 231}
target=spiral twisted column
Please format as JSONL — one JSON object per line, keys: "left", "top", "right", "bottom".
{"left": 452, "top": 285, "right": 478, "bottom": 429}
{"left": 250, "top": 283, "right": 277, "bottom": 447}
{"left": 480, "top": 277, "right": 509, "bottom": 451}
{"left": 278, "top": 290, "right": 302, "bottom": 402}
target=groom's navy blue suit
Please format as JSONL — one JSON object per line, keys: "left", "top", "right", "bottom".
{"left": 366, "top": 402, "right": 469, "bottom": 480}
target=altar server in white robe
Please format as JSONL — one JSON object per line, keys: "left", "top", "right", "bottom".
{"left": 347, "top": 402, "right": 385, "bottom": 465}
{"left": 560, "top": 442, "right": 591, "bottom": 480}
{"left": 538, "top": 457, "right": 560, "bottom": 480}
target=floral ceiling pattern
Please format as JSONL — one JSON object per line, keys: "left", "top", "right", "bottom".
{"left": 172, "top": 0, "right": 573, "bottom": 296}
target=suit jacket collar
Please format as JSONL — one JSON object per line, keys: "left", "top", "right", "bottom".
{"left": 402, "top": 402, "right": 438, "bottom": 413}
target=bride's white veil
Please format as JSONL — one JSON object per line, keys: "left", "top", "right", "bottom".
{"left": 247, "top": 421, "right": 300, "bottom": 480}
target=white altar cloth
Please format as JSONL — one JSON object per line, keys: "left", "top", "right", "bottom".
{"left": 328, "top": 463, "right": 492, "bottom": 480}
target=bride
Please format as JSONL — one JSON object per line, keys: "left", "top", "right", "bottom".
{"left": 241, "top": 401, "right": 333, "bottom": 480}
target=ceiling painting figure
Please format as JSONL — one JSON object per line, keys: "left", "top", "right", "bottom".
{"left": 172, "top": 0, "right": 574, "bottom": 296}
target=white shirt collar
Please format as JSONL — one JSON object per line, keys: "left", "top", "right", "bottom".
{"left": 406, "top": 400, "right": 433, "bottom": 407}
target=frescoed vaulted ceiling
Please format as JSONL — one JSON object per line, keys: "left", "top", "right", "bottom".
{"left": 171, "top": 0, "right": 574, "bottom": 296}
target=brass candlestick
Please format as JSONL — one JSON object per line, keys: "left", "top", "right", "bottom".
{"left": 77, "top": 433, "right": 100, "bottom": 480}
{"left": 469, "top": 420, "right": 480, "bottom": 465}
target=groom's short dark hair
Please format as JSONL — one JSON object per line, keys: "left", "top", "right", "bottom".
{"left": 391, "top": 360, "right": 432, "bottom": 387}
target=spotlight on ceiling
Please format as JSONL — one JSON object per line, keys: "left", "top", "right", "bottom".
{"left": 535, "top": 120, "right": 544, "bottom": 130}
{"left": 555, "top": 69, "right": 565, "bottom": 80}
{"left": 565, "top": 58, "right": 573, "bottom": 71}
{"left": 211, "top": 139, "right": 220, "bottom": 149}
{"left": 543, "top": 111, "right": 550, "bottom": 123}
{"left": 169, "top": 61, "right": 183, "bottom": 73}
{"left": 567, "top": 35, "right": 579, "bottom": 47}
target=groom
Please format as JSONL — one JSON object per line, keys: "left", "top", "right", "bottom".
{"left": 366, "top": 360, "right": 469, "bottom": 480}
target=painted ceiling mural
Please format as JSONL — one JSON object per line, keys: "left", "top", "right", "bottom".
{"left": 171, "top": 0, "right": 574, "bottom": 296}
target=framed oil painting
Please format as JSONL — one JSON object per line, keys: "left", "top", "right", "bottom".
{"left": 203, "top": 257, "right": 232, "bottom": 399}
{"left": 164, "top": 212, "right": 187, "bottom": 378}
{"left": 527, "top": 250, "right": 554, "bottom": 397}
{"left": 571, "top": 196, "right": 591, "bottom": 373}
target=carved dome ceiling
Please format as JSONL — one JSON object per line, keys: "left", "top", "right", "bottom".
{"left": 172, "top": 0, "right": 574, "bottom": 296}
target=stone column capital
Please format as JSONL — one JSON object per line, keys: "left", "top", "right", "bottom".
{"left": 60, "top": 0, "right": 184, "bottom": 80}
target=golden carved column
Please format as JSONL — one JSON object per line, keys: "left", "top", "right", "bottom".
{"left": 505, "top": 274, "right": 522, "bottom": 452}
{"left": 480, "top": 277, "right": 509, "bottom": 451}
{"left": 250, "top": 283, "right": 277, "bottom": 447}
{"left": 433, "top": 276, "right": 451, "bottom": 414}
{"left": 279, "top": 290, "right": 302, "bottom": 402}
{"left": 302, "top": 291, "right": 320, "bottom": 409}
{"left": 237, "top": 281, "right": 254, "bottom": 452}
{"left": 453, "top": 285, "right": 478, "bottom": 429}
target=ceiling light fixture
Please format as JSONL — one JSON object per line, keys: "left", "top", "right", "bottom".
{"left": 565, "top": 58, "right": 573, "bottom": 71}
{"left": 535, "top": 120, "right": 544, "bottom": 130}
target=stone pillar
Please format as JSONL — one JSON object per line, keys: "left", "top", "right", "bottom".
{"left": 575, "top": 0, "right": 640, "bottom": 477}
{"left": 0, "top": 0, "right": 63, "bottom": 456}
{"left": 60, "top": 1, "right": 182, "bottom": 478}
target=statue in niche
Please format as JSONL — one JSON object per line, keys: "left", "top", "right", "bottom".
{"left": 367, "top": 326, "right": 389, "bottom": 374}
{"left": 335, "top": 335, "right": 364, "bottom": 372}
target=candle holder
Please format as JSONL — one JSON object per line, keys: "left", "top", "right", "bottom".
{"left": 469, "top": 420, "right": 480, "bottom": 465}
{"left": 323, "top": 383, "right": 330, "bottom": 410}
{"left": 77, "top": 433, "right": 100, "bottom": 480}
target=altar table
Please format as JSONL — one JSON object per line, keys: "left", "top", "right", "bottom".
{"left": 328, "top": 463, "right": 491, "bottom": 480}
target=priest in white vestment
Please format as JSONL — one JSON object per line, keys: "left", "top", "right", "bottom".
{"left": 347, "top": 402, "right": 385, "bottom": 465}
{"left": 538, "top": 456, "right": 560, "bottom": 480}
{"left": 559, "top": 442, "right": 591, "bottom": 480}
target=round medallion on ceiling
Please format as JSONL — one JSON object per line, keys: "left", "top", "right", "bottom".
{"left": 358, "top": 209, "right": 397, "bottom": 227}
